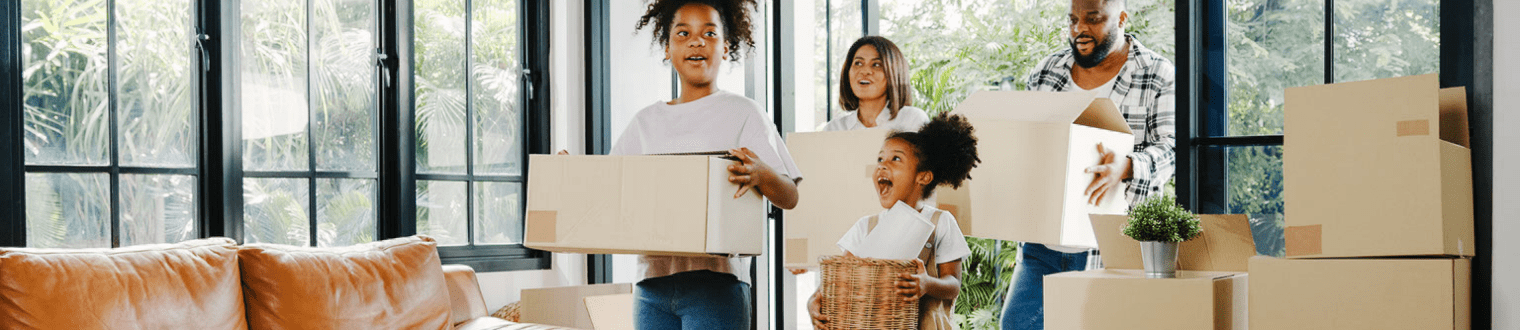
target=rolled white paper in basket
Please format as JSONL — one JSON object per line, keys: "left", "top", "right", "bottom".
{"left": 852, "top": 201, "right": 936, "bottom": 260}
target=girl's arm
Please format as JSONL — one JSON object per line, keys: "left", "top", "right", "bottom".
{"left": 727, "top": 147, "right": 801, "bottom": 209}
{"left": 896, "top": 259, "right": 963, "bottom": 302}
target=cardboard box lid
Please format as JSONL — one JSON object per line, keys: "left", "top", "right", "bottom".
{"left": 1091, "top": 214, "right": 1257, "bottom": 272}
{"left": 585, "top": 293, "right": 634, "bottom": 330}
{"left": 952, "top": 90, "right": 1130, "bottom": 134}
{"left": 520, "top": 283, "right": 634, "bottom": 329}
{"left": 1052, "top": 268, "right": 1244, "bottom": 281}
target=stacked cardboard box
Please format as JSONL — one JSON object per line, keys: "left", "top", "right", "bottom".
{"left": 523, "top": 154, "right": 766, "bottom": 257}
{"left": 1251, "top": 74, "right": 1474, "bottom": 330}
{"left": 1043, "top": 214, "right": 1256, "bottom": 330}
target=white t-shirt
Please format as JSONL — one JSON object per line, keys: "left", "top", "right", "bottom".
{"left": 836, "top": 204, "right": 972, "bottom": 266}
{"left": 823, "top": 106, "right": 931, "bottom": 132}
{"left": 610, "top": 89, "right": 802, "bottom": 284}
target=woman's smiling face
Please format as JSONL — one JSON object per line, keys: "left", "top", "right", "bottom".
{"left": 874, "top": 138, "right": 931, "bottom": 209}
{"left": 848, "top": 44, "right": 887, "bottom": 102}
{"left": 665, "top": 3, "right": 727, "bottom": 87}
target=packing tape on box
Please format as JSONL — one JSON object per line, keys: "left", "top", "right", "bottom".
{"left": 786, "top": 238, "right": 808, "bottom": 265}
{"left": 1397, "top": 119, "right": 1431, "bottom": 137}
{"left": 528, "top": 211, "right": 557, "bottom": 243}
{"left": 1284, "top": 224, "right": 1323, "bottom": 256}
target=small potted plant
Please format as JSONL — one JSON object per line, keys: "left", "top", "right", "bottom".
{"left": 1122, "top": 195, "right": 1202, "bottom": 278}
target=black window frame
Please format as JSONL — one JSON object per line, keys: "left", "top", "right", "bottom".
{"left": 1, "top": 0, "right": 554, "bottom": 273}
{"left": 1178, "top": 0, "right": 1492, "bottom": 328}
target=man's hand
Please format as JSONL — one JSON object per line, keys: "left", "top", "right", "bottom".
{"left": 896, "top": 259, "right": 929, "bottom": 302}
{"left": 809, "top": 291, "right": 830, "bottom": 330}
{"left": 1083, "top": 142, "right": 1131, "bottom": 206}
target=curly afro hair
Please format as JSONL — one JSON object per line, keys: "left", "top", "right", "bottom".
{"left": 887, "top": 113, "right": 981, "bottom": 198}
{"left": 635, "top": 0, "right": 759, "bottom": 62}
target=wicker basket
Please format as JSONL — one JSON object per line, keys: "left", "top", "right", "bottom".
{"left": 819, "top": 255, "right": 920, "bottom": 330}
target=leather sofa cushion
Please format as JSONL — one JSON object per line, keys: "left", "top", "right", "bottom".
{"left": 0, "top": 238, "right": 246, "bottom": 330}
{"left": 238, "top": 235, "right": 450, "bottom": 330}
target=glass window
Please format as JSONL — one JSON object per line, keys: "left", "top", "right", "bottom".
{"left": 240, "top": 0, "right": 378, "bottom": 247}
{"left": 1333, "top": 0, "right": 1439, "bottom": 83}
{"left": 413, "top": 0, "right": 525, "bottom": 246}
{"left": 21, "top": 0, "right": 200, "bottom": 248}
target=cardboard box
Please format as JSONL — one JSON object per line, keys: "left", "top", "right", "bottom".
{"left": 782, "top": 129, "right": 891, "bottom": 268}
{"left": 1090, "top": 214, "right": 1256, "bottom": 272}
{"left": 1045, "top": 270, "right": 1248, "bottom": 330}
{"left": 520, "top": 283, "right": 635, "bottom": 329}
{"left": 1249, "top": 256, "right": 1470, "bottom": 330}
{"left": 1283, "top": 74, "right": 1474, "bottom": 258}
{"left": 585, "top": 293, "right": 634, "bottom": 330}
{"left": 525, "top": 154, "right": 765, "bottom": 257}
{"left": 944, "top": 90, "right": 1133, "bottom": 248}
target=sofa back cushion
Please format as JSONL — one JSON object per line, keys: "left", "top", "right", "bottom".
{"left": 0, "top": 238, "right": 246, "bottom": 330}
{"left": 238, "top": 236, "right": 451, "bottom": 330}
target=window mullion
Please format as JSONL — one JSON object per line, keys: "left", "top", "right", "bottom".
{"left": 305, "top": 0, "right": 319, "bottom": 247}
{"left": 106, "top": 0, "right": 122, "bottom": 248}
{"left": 1325, "top": 0, "right": 1335, "bottom": 84}
{"left": 464, "top": 0, "right": 476, "bottom": 247}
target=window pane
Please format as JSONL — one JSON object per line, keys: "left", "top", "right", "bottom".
{"left": 313, "top": 0, "right": 377, "bottom": 172}
{"left": 21, "top": 0, "right": 110, "bottom": 166}
{"left": 1212, "top": 145, "right": 1284, "bottom": 257}
{"left": 473, "top": 181, "right": 521, "bottom": 245}
{"left": 120, "top": 174, "right": 197, "bottom": 246}
{"left": 472, "top": 0, "right": 522, "bottom": 175}
{"left": 25, "top": 173, "right": 110, "bottom": 248}
{"left": 118, "top": 0, "right": 197, "bottom": 167}
{"left": 1333, "top": 0, "right": 1438, "bottom": 83}
{"left": 317, "top": 178, "right": 375, "bottom": 247}
{"left": 417, "top": 180, "right": 468, "bottom": 246}
{"left": 244, "top": 178, "right": 310, "bottom": 246}
{"left": 414, "top": 0, "right": 468, "bottom": 175}
{"left": 1226, "top": 0, "right": 1323, "bottom": 136}
{"left": 242, "top": 0, "right": 311, "bottom": 171}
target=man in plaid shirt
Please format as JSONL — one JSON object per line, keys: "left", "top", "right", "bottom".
{"left": 1000, "top": 0, "right": 1175, "bottom": 329}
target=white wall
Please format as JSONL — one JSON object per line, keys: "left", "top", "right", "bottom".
{"left": 1491, "top": 1, "right": 1518, "bottom": 328}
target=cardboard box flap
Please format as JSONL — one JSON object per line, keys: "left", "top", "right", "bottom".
{"left": 585, "top": 294, "right": 635, "bottom": 330}
{"left": 1439, "top": 87, "right": 1470, "bottom": 148}
{"left": 1073, "top": 98, "right": 1130, "bottom": 134}
{"left": 952, "top": 90, "right": 1101, "bottom": 124}
{"left": 1092, "top": 214, "right": 1256, "bottom": 272}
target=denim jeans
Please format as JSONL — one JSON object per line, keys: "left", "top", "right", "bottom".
{"left": 634, "top": 270, "right": 751, "bottom": 330}
{"left": 1000, "top": 242, "right": 1090, "bottom": 330}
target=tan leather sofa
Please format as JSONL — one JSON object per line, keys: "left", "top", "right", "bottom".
{"left": 0, "top": 236, "right": 575, "bottom": 330}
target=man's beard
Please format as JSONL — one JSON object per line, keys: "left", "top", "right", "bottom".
{"left": 1071, "top": 29, "right": 1122, "bottom": 68}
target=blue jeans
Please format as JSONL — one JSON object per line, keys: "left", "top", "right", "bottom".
{"left": 1000, "top": 242, "right": 1090, "bottom": 330}
{"left": 634, "top": 270, "right": 751, "bottom": 330}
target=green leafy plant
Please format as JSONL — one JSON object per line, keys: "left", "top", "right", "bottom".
{"left": 1123, "top": 195, "right": 1202, "bottom": 243}
{"left": 952, "top": 237, "right": 1018, "bottom": 330}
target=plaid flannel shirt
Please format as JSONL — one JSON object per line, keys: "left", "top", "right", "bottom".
{"left": 1024, "top": 35, "right": 1177, "bottom": 207}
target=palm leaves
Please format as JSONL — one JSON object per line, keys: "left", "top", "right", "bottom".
{"left": 953, "top": 237, "right": 1019, "bottom": 330}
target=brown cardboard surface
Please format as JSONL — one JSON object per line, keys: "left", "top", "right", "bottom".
{"left": 1439, "top": 87, "right": 1470, "bottom": 147}
{"left": 1249, "top": 256, "right": 1469, "bottom": 330}
{"left": 521, "top": 283, "right": 634, "bottom": 329}
{"left": 1284, "top": 225, "right": 1322, "bottom": 257}
{"left": 949, "top": 91, "right": 1133, "bottom": 247}
{"left": 1091, "top": 214, "right": 1256, "bottom": 272}
{"left": 1045, "top": 269, "right": 1247, "bottom": 330}
{"left": 1283, "top": 74, "right": 1474, "bottom": 258}
{"left": 782, "top": 129, "right": 892, "bottom": 267}
{"left": 584, "top": 294, "right": 635, "bottom": 330}
{"left": 525, "top": 155, "right": 765, "bottom": 256}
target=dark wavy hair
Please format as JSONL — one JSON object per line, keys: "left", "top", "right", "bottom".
{"left": 887, "top": 113, "right": 980, "bottom": 198}
{"left": 634, "top": 0, "right": 759, "bottom": 62}
{"left": 839, "top": 36, "right": 914, "bottom": 119}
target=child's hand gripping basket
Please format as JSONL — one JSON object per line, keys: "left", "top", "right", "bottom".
{"left": 819, "top": 255, "right": 920, "bottom": 329}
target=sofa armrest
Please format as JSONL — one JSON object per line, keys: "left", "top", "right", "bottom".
{"left": 443, "top": 264, "right": 491, "bottom": 325}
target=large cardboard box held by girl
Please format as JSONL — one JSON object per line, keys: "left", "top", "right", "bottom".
{"left": 523, "top": 154, "right": 765, "bottom": 257}
{"left": 940, "top": 90, "right": 1133, "bottom": 248}
{"left": 1283, "top": 74, "right": 1474, "bottom": 258}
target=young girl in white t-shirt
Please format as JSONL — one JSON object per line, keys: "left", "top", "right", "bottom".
{"left": 618, "top": 1, "right": 801, "bottom": 329}
{"left": 808, "top": 113, "right": 981, "bottom": 330}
